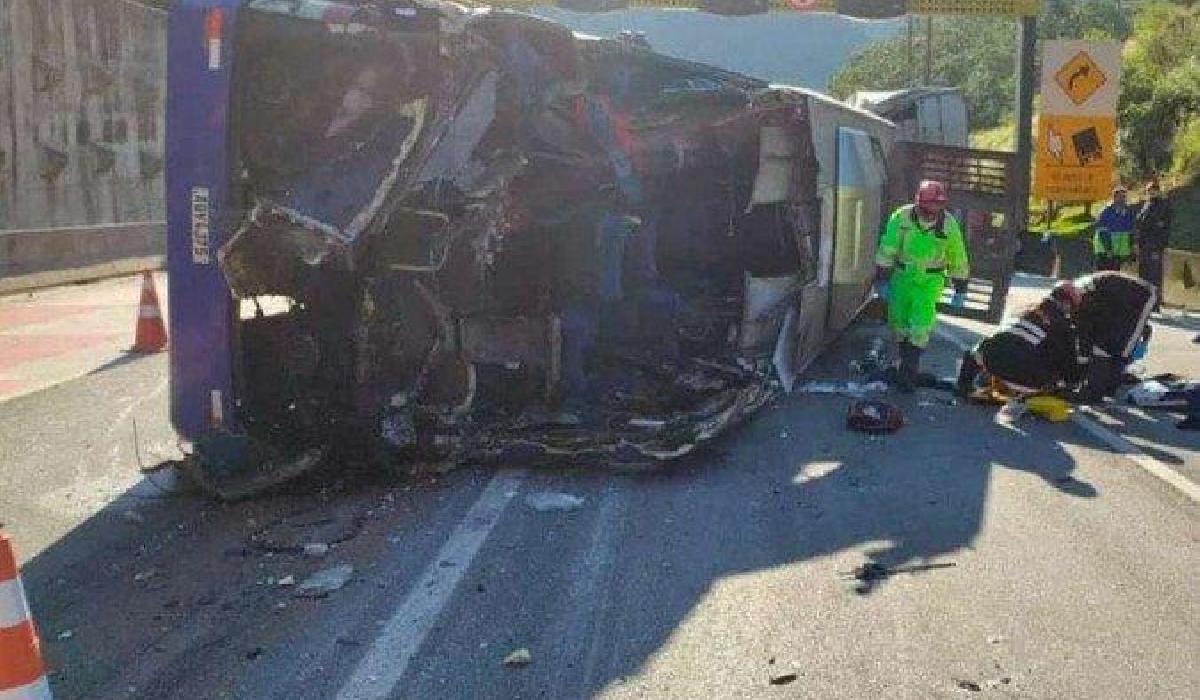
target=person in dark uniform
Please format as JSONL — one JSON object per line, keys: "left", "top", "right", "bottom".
{"left": 1134, "top": 179, "right": 1171, "bottom": 311}
{"left": 1072, "top": 271, "right": 1157, "bottom": 402}
{"left": 956, "top": 281, "right": 1086, "bottom": 398}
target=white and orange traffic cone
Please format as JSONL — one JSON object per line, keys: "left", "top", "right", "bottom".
{"left": 1, "top": 533, "right": 53, "bottom": 699}
{"left": 131, "top": 271, "right": 167, "bottom": 354}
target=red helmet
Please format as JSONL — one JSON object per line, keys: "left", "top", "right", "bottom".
{"left": 1050, "top": 280, "right": 1083, "bottom": 310}
{"left": 915, "top": 180, "right": 949, "bottom": 207}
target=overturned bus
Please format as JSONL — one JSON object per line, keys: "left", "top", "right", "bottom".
{"left": 167, "top": 0, "right": 900, "bottom": 496}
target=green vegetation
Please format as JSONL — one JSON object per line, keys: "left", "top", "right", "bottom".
{"left": 970, "top": 123, "right": 1016, "bottom": 152}
{"left": 1119, "top": 2, "right": 1200, "bottom": 181}
{"left": 831, "top": 1, "right": 1199, "bottom": 251}
{"left": 827, "top": 1, "right": 1130, "bottom": 131}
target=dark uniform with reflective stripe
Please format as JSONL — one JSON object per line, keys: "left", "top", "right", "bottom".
{"left": 1073, "top": 272, "right": 1158, "bottom": 400}
{"left": 959, "top": 297, "right": 1082, "bottom": 395}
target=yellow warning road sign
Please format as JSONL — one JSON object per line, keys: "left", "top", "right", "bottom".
{"left": 1054, "top": 51, "right": 1107, "bottom": 106}
{"left": 1040, "top": 40, "right": 1121, "bottom": 116}
{"left": 1034, "top": 114, "right": 1117, "bottom": 202}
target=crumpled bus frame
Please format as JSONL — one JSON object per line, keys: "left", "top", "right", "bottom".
{"left": 166, "top": 1, "right": 897, "bottom": 496}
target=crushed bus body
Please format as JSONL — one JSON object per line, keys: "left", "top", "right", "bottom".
{"left": 167, "top": 1, "right": 896, "bottom": 496}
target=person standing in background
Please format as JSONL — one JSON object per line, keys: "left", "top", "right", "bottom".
{"left": 1093, "top": 185, "right": 1135, "bottom": 272}
{"left": 1135, "top": 179, "right": 1171, "bottom": 311}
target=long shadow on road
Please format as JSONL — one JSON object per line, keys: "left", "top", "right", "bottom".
{"left": 11, "top": 321, "right": 1117, "bottom": 700}
{"left": 376, "top": 322, "right": 1098, "bottom": 700}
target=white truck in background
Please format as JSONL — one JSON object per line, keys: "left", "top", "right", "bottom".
{"left": 851, "top": 87, "right": 969, "bottom": 147}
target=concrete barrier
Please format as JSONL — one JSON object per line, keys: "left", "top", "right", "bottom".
{"left": 0, "top": 221, "right": 164, "bottom": 294}
{"left": 1163, "top": 248, "right": 1200, "bottom": 311}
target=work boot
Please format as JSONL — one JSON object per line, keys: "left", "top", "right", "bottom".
{"left": 955, "top": 350, "right": 980, "bottom": 397}
{"left": 896, "top": 341, "right": 920, "bottom": 394}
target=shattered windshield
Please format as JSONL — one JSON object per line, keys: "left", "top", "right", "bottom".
{"left": 235, "top": 7, "right": 437, "bottom": 240}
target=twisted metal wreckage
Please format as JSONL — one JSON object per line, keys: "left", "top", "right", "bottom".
{"left": 196, "top": 1, "right": 873, "bottom": 494}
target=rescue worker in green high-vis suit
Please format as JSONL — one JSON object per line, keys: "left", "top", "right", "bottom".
{"left": 874, "top": 180, "right": 970, "bottom": 392}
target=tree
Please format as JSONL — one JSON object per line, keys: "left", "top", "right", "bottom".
{"left": 1118, "top": 1, "right": 1200, "bottom": 180}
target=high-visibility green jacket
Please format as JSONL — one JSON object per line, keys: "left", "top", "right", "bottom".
{"left": 875, "top": 204, "right": 970, "bottom": 281}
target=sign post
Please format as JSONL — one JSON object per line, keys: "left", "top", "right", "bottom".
{"left": 1034, "top": 40, "right": 1122, "bottom": 202}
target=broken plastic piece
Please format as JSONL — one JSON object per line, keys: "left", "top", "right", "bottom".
{"left": 845, "top": 400, "right": 904, "bottom": 434}
{"left": 503, "top": 648, "right": 532, "bottom": 667}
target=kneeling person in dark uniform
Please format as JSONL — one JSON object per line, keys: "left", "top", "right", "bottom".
{"left": 1072, "top": 271, "right": 1157, "bottom": 401}
{"left": 957, "top": 281, "right": 1085, "bottom": 398}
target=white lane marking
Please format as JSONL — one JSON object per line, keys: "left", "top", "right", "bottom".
{"left": 1072, "top": 409, "right": 1200, "bottom": 504}
{"left": 336, "top": 470, "right": 526, "bottom": 700}
{"left": 548, "top": 486, "right": 624, "bottom": 699}
{"left": 934, "top": 325, "right": 1200, "bottom": 504}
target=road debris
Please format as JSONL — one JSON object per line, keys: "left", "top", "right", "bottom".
{"left": 846, "top": 400, "right": 904, "bottom": 434}
{"left": 133, "top": 569, "right": 161, "bottom": 583}
{"left": 1127, "top": 378, "right": 1197, "bottom": 408}
{"left": 843, "top": 561, "right": 958, "bottom": 583}
{"left": 503, "top": 648, "right": 532, "bottom": 667}
{"left": 798, "top": 381, "right": 889, "bottom": 397}
{"left": 524, "top": 492, "right": 586, "bottom": 513}
{"left": 956, "top": 679, "right": 983, "bottom": 692}
{"left": 57, "top": 630, "right": 74, "bottom": 641}
{"left": 303, "top": 543, "right": 330, "bottom": 557}
{"left": 277, "top": 575, "right": 296, "bottom": 587}
{"left": 297, "top": 564, "right": 354, "bottom": 598}
{"left": 768, "top": 672, "right": 798, "bottom": 686}
{"left": 250, "top": 511, "right": 364, "bottom": 553}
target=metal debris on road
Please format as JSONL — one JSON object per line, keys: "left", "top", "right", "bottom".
{"left": 843, "top": 561, "right": 958, "bottom": 583}
{"left": 503, "top": 648, "right": 532, "bottom": 667}
{"left": 768, "top": 672, "right": 798, "bottom": 686}
{"left": 798, "top": 381, "right": 889, "bottom": 397}
{"left": 524, "top": 492, "right": 586, "bottom": 512}
{"left": 57, "top": 630, "right": 74, "bottom": 640}
{"left": 296, "top": 564, "right": 354, "bottom": 598}
{"left": 133, "top": 569, "right": 161, "bottom": 583}
{"left": 303, "top": 543, "right": 330, "bottom": 557}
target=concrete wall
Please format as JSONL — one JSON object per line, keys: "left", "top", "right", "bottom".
{"left": 0, "top": 0, "right": 165, "bottom": 231}
{"left": 1164, "top": 248, "right": 1200, "bottom": 311}
{"left": 0, "top": 221, "right": 163, "bottom": 293}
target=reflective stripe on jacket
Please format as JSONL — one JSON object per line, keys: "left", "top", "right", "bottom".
{"left": 875, "top": 204, "right": 969, "bottom": 280}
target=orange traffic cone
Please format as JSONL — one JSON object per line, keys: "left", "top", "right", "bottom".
{"left": 131, "top": 271, "right": 167, "bottom": 354}
{"left": 0, "top": 533, "right": 53, "bottom": 699}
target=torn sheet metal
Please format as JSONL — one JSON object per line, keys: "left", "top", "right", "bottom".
{"left": 201, "top": 3, "right": 831, "bottom": 487}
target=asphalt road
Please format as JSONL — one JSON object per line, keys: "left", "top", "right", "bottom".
{"left": 1, "top": 315, "right": 1197, "bottom": 700}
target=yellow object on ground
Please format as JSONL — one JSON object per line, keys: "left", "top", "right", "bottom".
{"left": 1026, "top": 395, "right": 1071, "bottom": 422}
